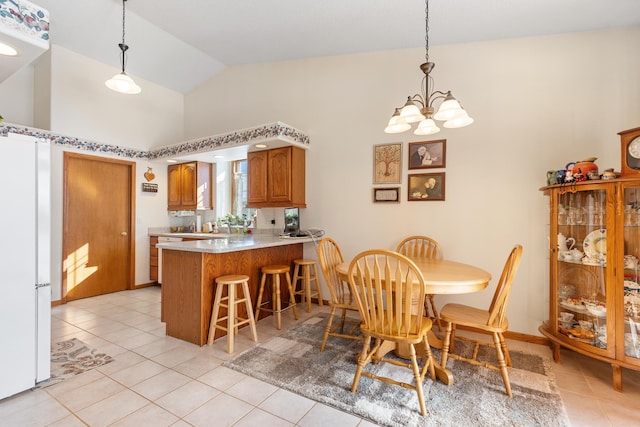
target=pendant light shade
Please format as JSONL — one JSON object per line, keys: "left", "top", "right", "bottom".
{"left": 105, "top": 0, "right": 141, "bottom": 94}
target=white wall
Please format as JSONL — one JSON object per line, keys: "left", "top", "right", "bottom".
{"left": 184, "top": 27, "right": 640, "bottom": 335}
{"left": 0, "top": 65, "right": 34, "bottom": 126}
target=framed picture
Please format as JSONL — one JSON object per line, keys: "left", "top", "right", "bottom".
{"left": 373, "top": 143, "right": 402, "bottom": 184}
{"left": 373, "top": 187, "right": 400, "bottom": 203}
{"left": 408, "top": 172, "right": 446, "bottom": 201}
{"left": 408, "top": 140, "right": 446, "bottom": 170}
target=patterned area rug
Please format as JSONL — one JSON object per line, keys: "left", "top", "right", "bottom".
{"left": 36, "top": 338, "right": 114, "bottom": 389}
{"left": 224, "top": 315, "right": 570, "bottom": 427}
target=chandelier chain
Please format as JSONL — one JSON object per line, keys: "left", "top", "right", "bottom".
{"left": 424, "top": 0, "right": 429, "bottom": 64}
{"left": 121, "top": 0, "right": 126, "bottom": 45}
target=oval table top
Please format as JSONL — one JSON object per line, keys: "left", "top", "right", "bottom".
{"left": 337, "top": 258, "right": 492, "bottom": 295}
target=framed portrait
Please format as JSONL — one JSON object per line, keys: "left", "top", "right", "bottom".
{"left": 408, "top": 172, "right": 446, "bottom": 201}
{"left": 373, "top": 143, "right": 402, "bottom": 184}
{"left": 372, "top": 187, "right": 400, "bottom": 203}
{"left": 408, "top": 140, "right": 446, "bottom": 170}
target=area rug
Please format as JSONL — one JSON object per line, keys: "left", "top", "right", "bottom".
{"left": 36, "top": 338, "right": 114, "bottom": 389}
{"left": 224, "top": 315, "right": 570, "bottom": 427}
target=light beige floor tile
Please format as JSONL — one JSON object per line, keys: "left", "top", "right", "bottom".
{"left": 258, "top": 389, "right": 315, "bottom": 424}
{"left": 357, "top": 419, "right": 379, "bottom": 427}
{"left": 297, "top": 402, "right": 361, "bottom": 427}
{"left": 75, "top": 389, "right": 149, "bottom": 427}
{"left": 109, "top": 403, "right": 180, "bottom": 427}
{"left": 0, "top": 388, "right": 52, "bottom": 418}
{"left": 560, "top": 389, "right": 609, "bottom": 426}
{"left": 50, "top": 375, "right": 125, "bottom": 412}
{"left": 96, "top": 350, "right": 146, "bottom": 377}
{"left": 172, "top": 354, "right": 225, "bottom": 379}
{"left": 44, "top": 369, "right": 105, "bottom": 397}
{"left": 234, "top": 408, "right": 294, "bottom": 427}
{"left": 45, "top": 414, "right": 87, "bottom": 426}
{"left": 130, "top": 336, "right": 183, "bottom": 359}
{"left": 2, "top": 393, "right": 70, "bottom": 426}
{"left": 154, "top": 380, "right": 220, "bottom": 418}
{"left": 226, "top": 376, "right": 278, "bottom": 406}
{"left": 116, "top": 330, "right": 162, "bottom": 350}
{"left": 151, "top": 344, "right": 206, "bottom": 368}
{"left": 183, "top": 393, "right": 253, "bottom": 427}
{"left": 131, "top": 369, "right": 192, "bottom": 401}
{"left": 197, "top": 366, "right": 249, "bottom": 391}
{"left": 109, "top": 359, "right": 167, "bottom": 387}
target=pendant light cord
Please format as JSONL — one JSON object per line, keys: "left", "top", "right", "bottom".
{"left": 424, "top": 0, "right": 429, "bottom": 64}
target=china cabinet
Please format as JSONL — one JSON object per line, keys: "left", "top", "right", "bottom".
{"left": 247, "top": 146, "right": 306, "bottom": 208}
{"left": 540, "top": 178, "right": 640, "bottom": 391}
{"left": 167, "top": 161, "right": 214, "bottom": 210}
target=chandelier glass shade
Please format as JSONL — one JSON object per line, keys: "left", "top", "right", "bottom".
{"left": 384, "top": 0, "right": 472, "bottom": 135}
{"left": 105, "top": 0, "right": 141, "bottom": 94}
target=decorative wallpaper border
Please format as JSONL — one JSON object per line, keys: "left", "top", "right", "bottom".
{"left": 149, "top": 121, "right": 310, "bottom": 160}
{"left": 0, "top": 121, "right": 310, "bottom": 160}
{"left": 0, "top": 0, "right": 50, "bottom": 44}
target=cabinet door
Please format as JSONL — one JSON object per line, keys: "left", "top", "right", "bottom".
{"left": 622, "top": 184, "right": 640, "bottom": 362}
{"left": 554, "top": 187, "right": 613, "bottom": 357}
{"left": 268, "top": 147, "right": 292, "bottom": 203}
{"left": 180, "top": 162, "right": 198, "bottom": 208}
{"left": 247, "top": 151, "right": 268, "bottom": 204}
{"left": 167, "top": 164, "right": 182, "bottom": 210}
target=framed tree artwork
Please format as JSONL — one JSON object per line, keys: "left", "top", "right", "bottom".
{"left": 408, "top": 139, "right": 446, "bottom": 170}
{"left": 373, "top": 143, "right": 402, "bottom": 184}
{"left": 408, "top": 172, "right": 446, "bottom": 201}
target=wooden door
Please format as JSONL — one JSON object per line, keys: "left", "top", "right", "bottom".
{"left": 268, "top": 147, "right": 292, "bottom": 203}
{"left": 167, "top": 163, "right": 182, "bottom": 210}
{"left": 63, "top": 153, "right": 135, "bottom": 301}
{"left": 180, "top": 162, "right": 197, "bottom": 208}
{"left": 247, "top": 151, "right": 268, "bottom": 205}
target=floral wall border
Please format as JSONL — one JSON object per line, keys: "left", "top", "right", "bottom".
{"left": 0, "top": 0, "right": 50, "bottom": 45}
{"left": 0, "top": 121, "right": 310, "bottom": 160}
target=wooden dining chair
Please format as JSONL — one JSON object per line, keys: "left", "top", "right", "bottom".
{"left": 439, "top": 244, "right": 523, "bottom": 397}
{"left": 347, "top": 249, "right": 435, "bottom": 416}
{"left": 317, "top": 237, "right": 362, "bottom": 351}
{"left": 396, "top": 235, "right": 443, "bottom": 331}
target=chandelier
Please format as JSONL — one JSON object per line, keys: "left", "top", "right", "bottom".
{"left": 384, "top": 0, "right": 472, "bottom": 135}
{"left": 105, "top": 0, "right": 141, "bottom": 94}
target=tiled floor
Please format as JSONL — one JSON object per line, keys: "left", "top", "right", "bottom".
{"left": 0, "top": 286, "right": 639, "bottom": 426}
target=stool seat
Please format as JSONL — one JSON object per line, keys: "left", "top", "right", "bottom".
{"left": 261, "top": 265, "right": 290, "bottom": 274}
{"left": 207, "top": 274, "right": 258, "bottom": 353}
{"left": 292, "top": 258, "right": 323, "bottom": 313}
{"left": 255, "top": 264, "right": 298, "bottom": 329}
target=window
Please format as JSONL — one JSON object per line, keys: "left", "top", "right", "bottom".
{"left": 231, "top": 160, "right": 255, "bottom": 224}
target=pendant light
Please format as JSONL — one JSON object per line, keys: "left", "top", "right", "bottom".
{"left": 105, "top": 0, "right": 141, "bottom": 94}
{"left": 384, "top": 0, "right": 472, "bottom": 135}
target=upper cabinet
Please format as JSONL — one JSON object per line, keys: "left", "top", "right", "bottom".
{"left": 168, "top": 161, "right": 214, "bottom": 210}
{"left": 247, "top": 146, "right": 306, "bottom": 208}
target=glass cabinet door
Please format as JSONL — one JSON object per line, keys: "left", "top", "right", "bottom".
{"left": 555, "top": 188, "right": 607, "bottom": 350}
{"left": 623, "top": 186, "right": 640, "bottom": 360}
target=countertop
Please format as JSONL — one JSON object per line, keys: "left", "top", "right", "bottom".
{"left": 155, "top": 233, "right": 314, "bottom": 254}
{"left": 151, "top": 232, "right": 232, "bottom": 239}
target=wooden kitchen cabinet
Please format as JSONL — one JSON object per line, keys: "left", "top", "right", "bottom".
{"left": 539, "top": 179, "right": 640, "bottom": 391}
{"left": 247, "top": 146, "right": 306, "bottom": 208}
{"left": 167, "top": 161, "right": 214, "bottom": 210}
{"left": 149, "top": 236, "right": 158, "bottom": 282}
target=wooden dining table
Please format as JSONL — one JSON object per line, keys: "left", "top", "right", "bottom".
{"left": 337, "top": 257, "right": 492, "bottom": 386}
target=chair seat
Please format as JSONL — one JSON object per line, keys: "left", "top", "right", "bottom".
{"left": 361, "top": 317, "right": 432, "bottom": 345}
{"left": 440, "top": 303, "right": 508, "bottom": 333}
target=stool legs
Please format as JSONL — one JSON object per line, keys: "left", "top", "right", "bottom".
{"left": 293, "top": 261, "right": 324, "bottom": 313}
{"left": 208, "top": 275, "right": 257, "bottom": 354}
{"left": 255, "top": 267, "right": 298, "bottom": 330}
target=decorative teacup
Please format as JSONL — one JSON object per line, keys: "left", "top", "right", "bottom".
{"left": 625, "top": 255, "right": 638, "bottom": 269}
{"left": 560, "top": 312, "right": 574, "bottom": 323}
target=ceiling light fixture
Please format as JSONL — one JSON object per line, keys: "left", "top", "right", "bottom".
{"left": 0, "top": 41, "right": 19, "bottom": 57}
{"left": 105, "top": 0, "right": 141, "bottom": 94}
{"left": 384, "top": 0, "right": 473, "bottom": 135}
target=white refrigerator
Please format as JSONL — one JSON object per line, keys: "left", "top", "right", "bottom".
{"left": 0, "top": 132, "right": 51, "bottom": 399}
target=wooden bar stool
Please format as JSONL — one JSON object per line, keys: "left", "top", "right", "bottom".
{"left": 255, "top": 265, "right": 299, "bottom": 329}
{"left": 207, "top": 274, "right": 258, "bottom": 353}
{"left": 292, "top": 259, "right": 324, "bottom": 312}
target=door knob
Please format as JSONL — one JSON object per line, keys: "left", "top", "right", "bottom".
{"left": 121, "top": 231, "right": 128, "bottom": 236}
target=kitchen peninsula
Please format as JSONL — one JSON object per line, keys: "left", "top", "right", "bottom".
{"left": 156, "top": 234, "right": 313, "bottom": 345}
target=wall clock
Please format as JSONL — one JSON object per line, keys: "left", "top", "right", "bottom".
{"left": 620, "top": 127, "right": 640, "bottom": 177}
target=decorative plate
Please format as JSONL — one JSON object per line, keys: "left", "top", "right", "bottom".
{"left": 583, "top": 229, "right": 606, "bottom": 263}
